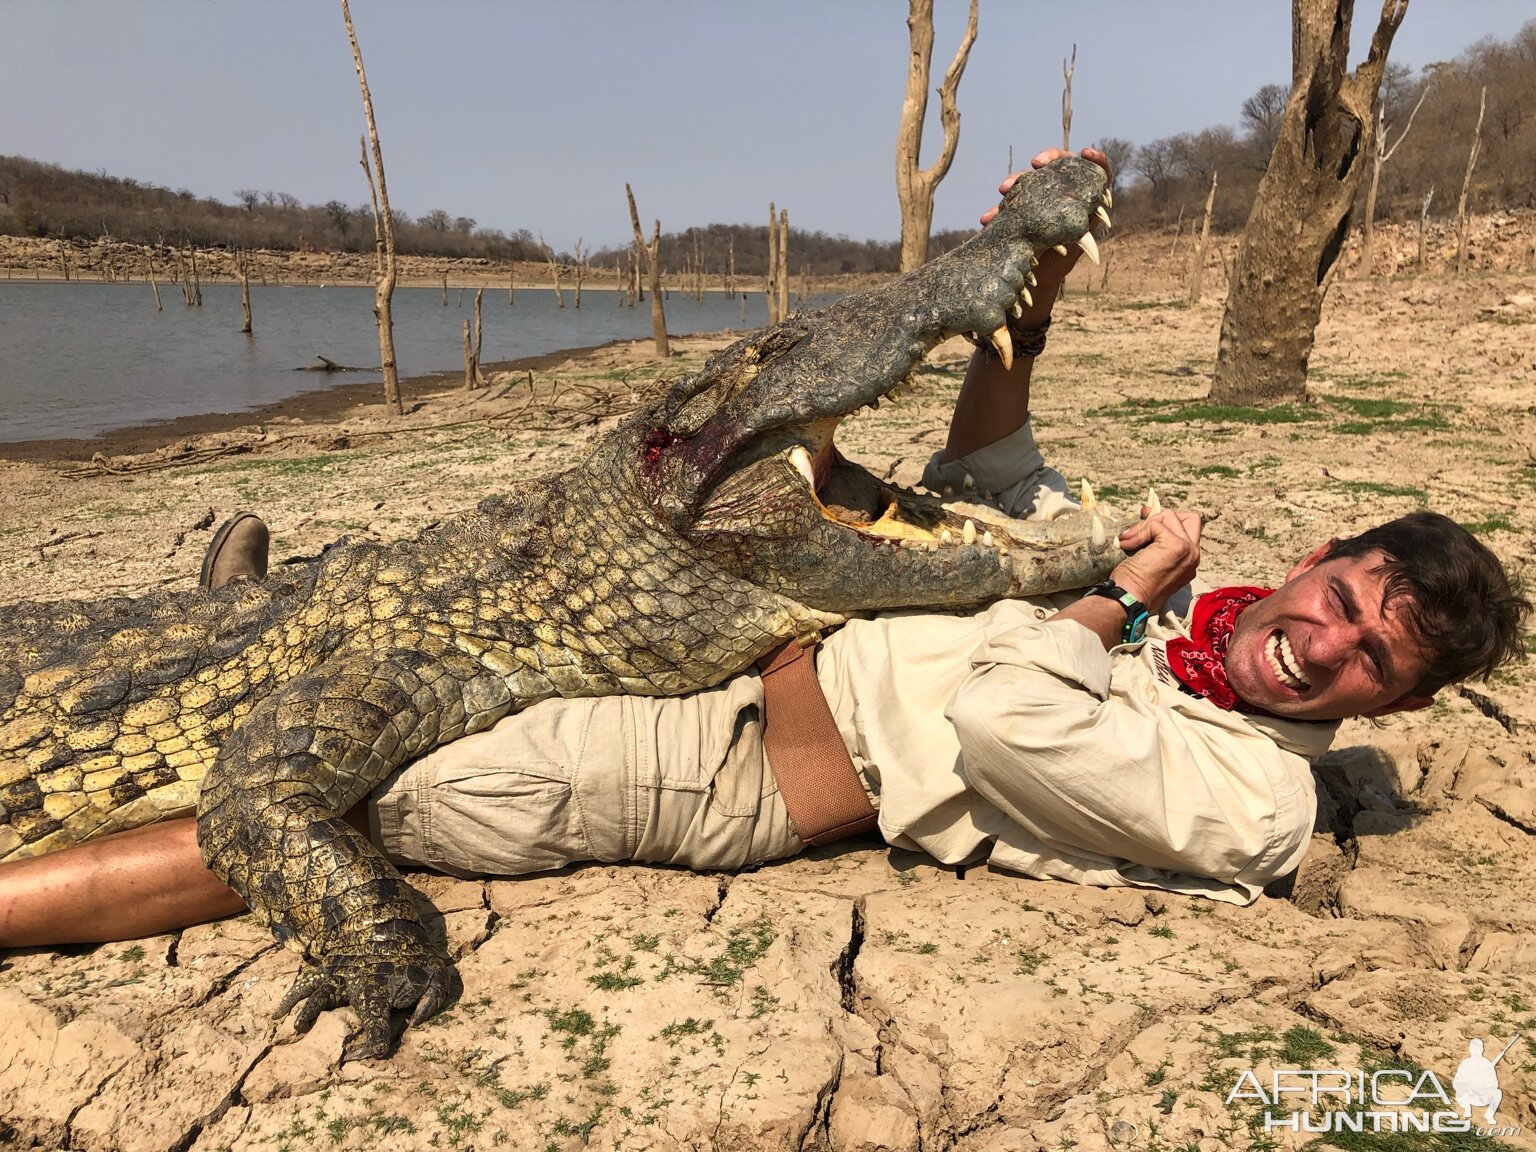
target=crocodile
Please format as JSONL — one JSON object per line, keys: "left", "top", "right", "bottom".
{"left": 0, "top": 156, "right": 1122, "bottom": 1057}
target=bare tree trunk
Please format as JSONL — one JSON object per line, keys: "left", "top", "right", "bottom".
{"left": 239, "top": 253, "right": 253, "bottom": 334}
{"left": 473, "top": 286, "right": 484, "bottom": 384}
{"left": 625, "top": 183, "right": 669, "bottom": 358}
{"left": 189, "top": 246, "right": 202, "bottom": 305}
{"left": 1210, "top": 0, "right": 1408, "bottom": 407}
{"left": 895, "top": 0, "right": 978, "bottom": 272}
{"left": 508, "top": 267, "right": 515, "bottom": 306}
{"left": 463, "top": 319, "right": 474, "bottom": 390}
{"left": 1061, "top": 43, "right": 1076, "bottom": 151}
{"left": 726, "top": 234, "right": 735, "bottom": 299}
{"left": 149, "top": 262, "right": 162, "bottom": 311}
{"left": 633, "top": 243, "right": 644, "bottom": 303}
{"left": 766, "top": 201, "right": 778, "bottom": 322}
{"left": 777, "top": 209, "right": 790, "bottom": 319}
{"left": 1455, "top": 85, "right": 1486, "bottom": 278}
{"left": 571, "top": 239, "right": 585, "bottom": 308}
{"left": 1361, "top": 81, "right": 1430, "bottom": 276}
{"left": 538, "top": 232, "right": 565, "bottom": 307}
{"left": 1417, "top": 185, "right": 1434, "bottom": 272}
{"left": 1187, "top": 171, "right": 1219, "bottom": 305}
{"left": 343, "top": 0, "right": 402, "bottom": 415}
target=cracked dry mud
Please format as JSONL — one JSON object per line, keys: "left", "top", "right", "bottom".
{"left": 2, "top": 260, "right": 1535, "bottom": 1151}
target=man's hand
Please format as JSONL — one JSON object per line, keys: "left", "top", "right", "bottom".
{"left": 979, "top": 147, "right": 1111, "bottom": 328}
{"left": 1112, "top": 509, "right": 1202, "bottom": 616}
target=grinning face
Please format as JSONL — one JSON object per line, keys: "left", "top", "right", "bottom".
{"left": 1224, "top": 545, "right": 1435, "bottom": 721}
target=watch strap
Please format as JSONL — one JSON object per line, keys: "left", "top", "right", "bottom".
{"left": 1085, "top": 581, "right": 1150, "bottom": 644}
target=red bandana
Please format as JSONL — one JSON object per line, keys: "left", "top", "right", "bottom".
{"left": 1164, "top": 586, "right": 1273, "bottom": 713}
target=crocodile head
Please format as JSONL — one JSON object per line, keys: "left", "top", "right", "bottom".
{"left": 626, "top": 156, "right": 1127, "bottom": 613}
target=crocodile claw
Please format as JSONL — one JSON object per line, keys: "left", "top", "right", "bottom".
{"left": 275, "top": 945, "right": 461, "bottom": 1060}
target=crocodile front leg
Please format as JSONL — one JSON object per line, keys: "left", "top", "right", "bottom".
{"left": 197, "top": 646, "right": 512, "bottom": 1058}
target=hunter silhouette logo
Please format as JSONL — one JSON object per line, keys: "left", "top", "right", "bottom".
{"left": 1454, "top": 1034, "right": 1520, "bottom": 1125}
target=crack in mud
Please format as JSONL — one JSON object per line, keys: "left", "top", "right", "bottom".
{"left": 1456, "top": 684, "right": 1520, "bottom": 734}
{"left": 1476, "top": 794, "right": 1536, "bottom": 835}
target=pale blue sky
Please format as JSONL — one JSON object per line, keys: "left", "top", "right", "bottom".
{"left": 3, "top": 1, "right": 1531, "bottom": 248}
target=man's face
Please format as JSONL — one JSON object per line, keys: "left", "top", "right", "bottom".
{"left": 1224, "top": 546, "right": 1434, "bottom": 721}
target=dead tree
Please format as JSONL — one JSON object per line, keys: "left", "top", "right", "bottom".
{"left": 1360, "top": 81, "right": 1430, "bottom": 275}
{"left": 463, "top": 319, "right": 474, "bottom": 390}
{"left": 1455, "top": 86, "right": 1486, "bottom": 277}
{"left": 473, "top": 286, "right": 484, "bottom": 383}
{"left": 508, "top": 267, "right": 515, "bottom": 306}
{"left": 895, "top": 0, "right": 978, "bottom": 272}
{"left": 777, "top": 209, "right": 790, "bottom": 319}
{"left": 539, "top": 232, "right": 565, "bottom": 307}
{"left": 149, "top": 260, "right": 162, "bottom": 311}
{"left": 1061, "top": 43, "right": 1076, "bottom": 151}
{"left": 1187, "top": 171, "right": 1219, "bottom": 305}
{"left": 441, "top": 272, "right": 449, "bottom": 306}
{"left": 571, "top": 239, "right": 586, "bottom": 308}
{"left": 1417, "top": 185, "right": 1434, "bottom": 271}
{"left": 1210, "top": 0, "right": 1408, "bottom": 407}
{"left": 767, "top": 201, "right": 779, "bottom": 322}
{"left": 726, "top": 234, "right": 735, "bottom": 298}
{"left": 625, "top": 183, "right": 669, "bottom": 358}
{"left": 238, "top": 252, "right": 253, "bottom": 334}
{"left": 343, "top": 0, "right": 402, "bottom": 415}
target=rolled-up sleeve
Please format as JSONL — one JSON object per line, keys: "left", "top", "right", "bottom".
{"left": 946, "top": 618, "right": 1314, "bottom": 903}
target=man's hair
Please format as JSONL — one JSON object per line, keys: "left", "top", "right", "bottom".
{"left": 1324, "top": 511, "right": 1529, "bottom": 695}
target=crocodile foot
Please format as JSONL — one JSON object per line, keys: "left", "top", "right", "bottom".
{"left": 275, "top": 940, "right": 461, "bottom": 1060}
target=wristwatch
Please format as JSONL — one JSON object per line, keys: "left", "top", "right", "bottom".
{"left": 1084, "top": 581, "right": 1150, "bottom": 644}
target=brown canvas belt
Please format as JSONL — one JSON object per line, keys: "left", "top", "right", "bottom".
{"left": 756, "top": 639, "right": 878, "bottom": 847}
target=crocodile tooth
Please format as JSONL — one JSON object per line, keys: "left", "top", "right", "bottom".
{"left": 962, "top": 519, "right": 976, "bottom": 545}
{"left": 1052, "top": 243, "right": 1069, "bottom": 256}
{"left": 943, "top": 485, "right": 954, "bottom": 497}
{"left": 981, "top": 489, "right": 993, "bottom": 502}
{"left": 987, "top": 324, "right": 1014, "bottom": 371}
{"left": 1077, "top": 232, "right": 1100, "bottom": 265}
{"left": 1020, "top": 287, "right": 1033, "bottom": 308}
{"left": 1079, "top": 479, "right": 1096, "bottom": 511}
{"left": 963, "top": 473, "right": 975, "bottom": 491}
{"left": 1026, "top": 270, "right": 1037, "bottom": 286}
{"left": 1095, "top": 205, "right": 1112, "bottom": 230}
{"left": 1009, "top": 301, "right": 1023, "bottom": 319}
{"left": 925, "top": 540, "right": 938, "bottom": 552}
{"left": 1146, "top": 487, "right": 1162, "bottom": 515}
{"left": 788, "top": 445, "right": 816, "bottom": 487}
{"left": 941, "top": 528, "right": 953, "bottom": 545}
{"left": 982, "top": 529, "right": 994, "bottom": 547}
{"left": 1103, "top": 186, "right": 1113, "bottom": 209}
{"left": 1091, "top": 514, "right": 1106, "bottom": 546}
{"left": 868, "top": 397, "right": 880, "bottom": 411}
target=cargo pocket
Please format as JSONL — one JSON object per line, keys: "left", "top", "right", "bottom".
{"left": 708, "top": 702, "right": 767, "bottom": 819}
{"left": 424, "top": 757, "right": 586, "bottom": 876}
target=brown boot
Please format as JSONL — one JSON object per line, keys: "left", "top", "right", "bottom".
{"left": 200, "top": 513, "right": 270, "bottom": 589}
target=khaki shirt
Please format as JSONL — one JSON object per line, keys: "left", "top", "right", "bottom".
{"left": 814, "top": 422, "right": 1335, "bottom": 904}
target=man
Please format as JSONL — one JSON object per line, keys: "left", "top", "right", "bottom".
{"left": 0, "top": 149, "right": 1526, "bottom": 947}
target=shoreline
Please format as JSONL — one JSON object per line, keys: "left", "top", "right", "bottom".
{"left": 0, "top": 338, "right": 652, "bottom": 467}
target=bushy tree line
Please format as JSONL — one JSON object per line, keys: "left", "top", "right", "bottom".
{"left": 1106, "top": 19, "right": 1534, "bottom": 233}
{"left": 0, "top": 156, "right": 547, "bottom": 261}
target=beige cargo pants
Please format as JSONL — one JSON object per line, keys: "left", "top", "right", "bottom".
{"left": 368, "top": 671, "right": 805, "bottom": 877}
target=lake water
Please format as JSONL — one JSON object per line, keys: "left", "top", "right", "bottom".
{"left": 0, "top": 281, "right": 778, "bottom": 442}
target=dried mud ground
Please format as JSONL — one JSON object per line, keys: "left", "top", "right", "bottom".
{"left": 2, "top": 273, "right": 1536, "bottom": 1152}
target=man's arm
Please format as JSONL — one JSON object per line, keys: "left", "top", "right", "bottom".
{"left": 940, "top": 146, "right": 1108, "bottom": 463}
